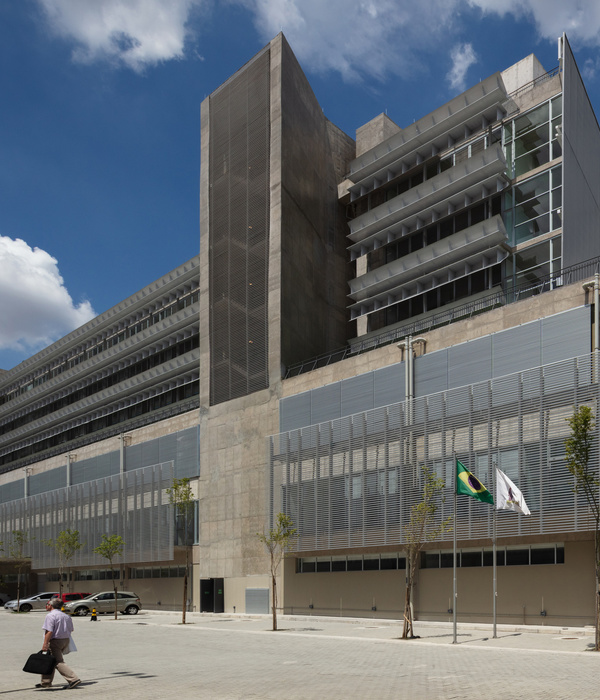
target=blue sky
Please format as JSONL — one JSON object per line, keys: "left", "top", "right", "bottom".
{"left": 2, "top": 0, "right": 600, "bottom": 371}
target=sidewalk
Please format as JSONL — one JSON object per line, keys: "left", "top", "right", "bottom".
{"left": 142, "top": 610, "right": 597, "bottom": 653}
{"left": 3, "top": 609, "right": 599, "bottom": 699}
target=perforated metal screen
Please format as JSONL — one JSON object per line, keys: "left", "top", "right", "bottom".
{"left": 209, "top": 50, "right": 271, "bottom": 405}
{"left": 0, "top": 462, "right": 175, "bottom": 569}
{"left": 269, "top": 353, "right": 600, "bottom": 551}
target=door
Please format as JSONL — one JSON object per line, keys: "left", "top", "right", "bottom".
{"left": 200, "top": 578, "right": 224, "bottom": 613}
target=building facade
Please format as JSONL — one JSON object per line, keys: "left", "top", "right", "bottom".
{"left": 1, "top": 33, "right": 600, "bottom": 626}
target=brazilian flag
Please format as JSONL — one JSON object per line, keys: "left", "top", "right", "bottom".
{"left": 456, "top": 459, "right": 494, "bottom": 504}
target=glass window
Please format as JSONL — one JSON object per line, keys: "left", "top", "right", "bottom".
{"left": 551, "top": 138, "right": 562, "bottom": 160}
{"left": 388, "top": 469, "right": 398, "bottom": 494}
{"left": 514, "top": 213, "right": 550, "bottom": 244}
{"left": 551, "top": 165, "right": 562, "bottom": 189}
{"left": 514, "top": 125, "right": 550, "bottom": 157}
{"left": 515, "top": 242, "right": 550, "bottom": 274}
{"left": 514, "top": 172, "right": 549, "bottom": 204}
{"left": 506, "top": 548, "right": 530, "bottom": 566}
{"left": 440, "top": 552, "right": 454, "bottom": 568}
{"left": 440, "top": 156, "right": 453, "bottom": 172}
{"left": 461, "top": 550, "right": 482, "bottom": 567}
{"left": 316, "top": 559, "right": 331, "bottom": 573}
{"left": 331, "top": 557, "right": 346, "bottom": 572}
{"left": 363, "top": 556, "right": 380, "bottom": 571}
{"left": 514, "top": 193, "right": 550, "bottom": 226}
{"left": 531, "top": 547, "right": 556, "bottom": 565}
{"left": 514, "top": 103, "right": 549, "bottom": 138}
{"left": 516, "top": 263, "right": 550, "bottom": 287}
{"left": 551, "top": 95, "right": 562, "bottom": 118}
{"left": 422, "top": 551, "right": 440, "bottom": 569}
{"left": 514, "top": 144, "right": 551, "bottom": 177}
{"left": 381, "top": 556, "right": 398, "bottom": 570}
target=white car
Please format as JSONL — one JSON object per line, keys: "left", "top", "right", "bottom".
{"left": 4, "top": 592, "right": 59, "bottom": 612}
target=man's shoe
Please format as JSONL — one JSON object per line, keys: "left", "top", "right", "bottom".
{"left": 35, "top": 684, "right": 52, "bottom": 689}
{"left": 64, "top": 680, "right": 82, "bottom": 689}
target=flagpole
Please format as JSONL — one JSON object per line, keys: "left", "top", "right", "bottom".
{"left": 493, "top": 468, "right": 497, "bottom": 639}
{"left": 453, "top": 453, "right": 457, "bottom": 644}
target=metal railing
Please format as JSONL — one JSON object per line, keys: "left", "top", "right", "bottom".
{"left": 507, "top": 66, "right": 560, "bottom": 101}
{"left": 284, "top": 256, "right": 600, "bottom": 379}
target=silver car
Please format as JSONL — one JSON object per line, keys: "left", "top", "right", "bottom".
{"left": 63, "top": 591, "right": 142, "bottom": 616}
{"left": 4, "top": 592, "right": 59, "bottom": 612}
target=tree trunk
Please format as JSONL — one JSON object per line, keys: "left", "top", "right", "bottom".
{"left": 113, "top": 579, "right": 118, "bottom": 620}
{"left": 272, "top": 572, "right": 277, "bottom": 631}
{"left": 182, "top": 546, "right": 189, "bottom": 625}
{"left": 402, "top": 580, "right": 413, "bottom": 638}
{"left": 595, "top": 528, "right": 599, "bottom": 652}
{"left": 402, "top": 554, "right": 415, "bottom": 639}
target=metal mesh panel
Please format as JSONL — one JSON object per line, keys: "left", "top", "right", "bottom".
{"left": 72, "top": 452, "right": 119, "bottom": 485}
{"left": 0, "top": 478, "right": 24, "bottom": 504}
{"left": 269, "top": 353, "right": 600, "bottom": 552}
{"left": 209, "top": 50, "right": 271, "bottom": 405}
{"left": 29, "top": 466, "right": 67, "bottom": 496}
{"left": 0, "top": 462, "right": 174, "bottom": 569}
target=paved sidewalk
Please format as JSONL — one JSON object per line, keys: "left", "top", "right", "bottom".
{"left": 2, "top": 609, "right": 599, "bottom": 698}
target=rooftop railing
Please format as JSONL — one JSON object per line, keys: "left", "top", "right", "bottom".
{"left": 284, "top": 255, "right": 600, "bottom": 379}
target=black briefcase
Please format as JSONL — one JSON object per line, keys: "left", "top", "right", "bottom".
{"left": 23, "top": 650, "right": 56, "bottom": 675}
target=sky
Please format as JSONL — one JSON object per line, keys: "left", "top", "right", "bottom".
{"left": 3, "top": 0, "right": 600, "bottom": 371}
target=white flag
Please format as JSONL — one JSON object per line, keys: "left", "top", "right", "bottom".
{"left": 496, "top": 469, "right": 531, "bottom": 515}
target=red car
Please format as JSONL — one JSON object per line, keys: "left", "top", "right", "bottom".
{"left": 56, "top": 592, "right": 90, "bottom": 604}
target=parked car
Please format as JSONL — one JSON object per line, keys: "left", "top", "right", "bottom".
{"left": 57, "top": 592, "right": 90, "bottom": 604}
{"left": 4, "top": 592, "right": 59, "bottom": 612}
{"left": 0, "top": 592, "right": 11, "bottom": 606}
{"left": 64, "top": 591, "right": 142, "bottom": 616}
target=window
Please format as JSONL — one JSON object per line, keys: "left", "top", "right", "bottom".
{"left": 298, "top": 554, "right": 406, "bottom": 573}
{"left": 504, "top": 98, "right": 562, "bottom": 178}
{"left": 422, "top": 544, "right": 564, "bottom": 568}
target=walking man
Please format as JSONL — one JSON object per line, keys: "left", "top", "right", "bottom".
{"left": 37, "top": 597, "right": 81, "bottom": 689}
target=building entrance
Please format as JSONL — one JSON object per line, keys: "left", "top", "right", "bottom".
{"left": 200, "top": 578, "right": 224, "bottom": 613}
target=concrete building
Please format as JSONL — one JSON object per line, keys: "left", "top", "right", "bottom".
{"left": 1, "top": 33, "right": 600, "bottom": 626}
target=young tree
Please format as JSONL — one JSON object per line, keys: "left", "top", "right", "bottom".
{"left": 166, "top": 477, "right": 195, "bottom": 624}
{"left": 258, "top": 512, "right": 297, "bottom": 631}
{"left": 93, "top": 534, "right": 125, "bottom": 620}
{"left": 402, "top": 466, "right": 452, "bottom": 639}
{"left": 565, "top": 405, "right": 600, "bottom": 651}
{"left": 8, "top": 530, "right": 30, "bottom": 612}
{"left": 43, "top": 529, "right": 84, "bottom": 595}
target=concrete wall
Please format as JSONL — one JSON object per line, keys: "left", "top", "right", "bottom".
{"left": 223, "top": 575, "right": 270, "bottom": 614}
{"left": 283, "top": 539, "right": 595, "bottom": 627}
{"left": 355, "top": 114, "right": 401, "bottom": 157}
{"left": 501, "top": 53, "right": 547, "bottom": 94}
{"left": 277, "top": 35, "right": 355, "bottom": 369}
{"left": 197, "top": 388, "right": 280, "bottom": 583}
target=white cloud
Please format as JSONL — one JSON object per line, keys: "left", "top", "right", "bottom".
{"left": 31, "top": 0, "right": 600, "bottom": 81}
{"left": 237, "top": 0, "right": 460, "bottom": 82}
{"left": 469, "top": 0, "right": 600, "bottom": 46}
{"left": 36, "top": 0, "right": 206, "bottom": 71}
{"left": 0, "top": 236, "right": 95, "bottom": 353}
{"left": 584, "top": 56, "right": 600, "bottom": 81}
{"left": 447, "top": 43, "right": 477, "bottom": 91}
{"left": 243, "top": 0, "right": 600, "bottom": 84}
